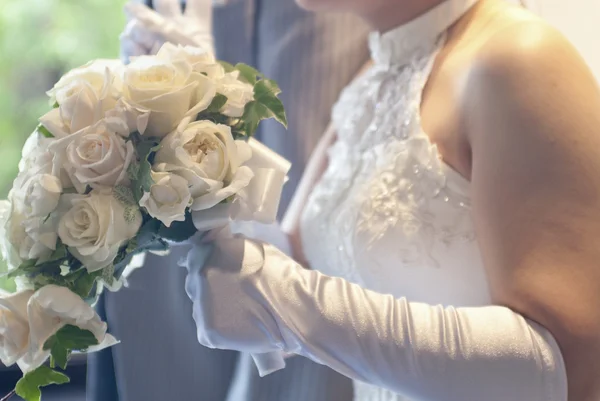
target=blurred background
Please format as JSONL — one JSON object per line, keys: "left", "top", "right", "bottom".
{"left": 0, "top": 0, "right": 125, "bottom": 291}
{"left": 0, "top": 0, "right": 125, "bottom": 398}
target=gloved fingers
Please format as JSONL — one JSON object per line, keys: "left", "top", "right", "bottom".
{"left": 120, "top": 37, "right": 149, "bottom": 63}
{"left": 153, "top": 0, "right": 183, "bottom": 17}
{"left": 125, "top": 2, "right": 168, "bottom": 33}
{"left": 184, "top": 0, "right": 212, "bottom": 27}
{"left": 150, "top": 39, "right": 165, "bottom": 55}
{"left": 121, "top": 19, "right": 160, "bottom": 50}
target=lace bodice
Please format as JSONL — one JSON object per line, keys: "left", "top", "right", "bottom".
{"left": 299, "top": 1, "right": 491, "bottom": 400}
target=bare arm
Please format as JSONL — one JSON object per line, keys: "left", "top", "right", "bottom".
{"left": 466, "top": 21, "right": 600, "bottom": 401}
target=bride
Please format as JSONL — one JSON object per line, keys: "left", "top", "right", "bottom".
{"left": 127, "top": 0, "right": 600, "bottom": 399}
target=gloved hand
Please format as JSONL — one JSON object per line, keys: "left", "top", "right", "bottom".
{"left": 120, "top": 0, "right": 214, "bottom": 63}
{"left": 182, "top": 229, "right": 288, "bottom": 376}
{"left": 185, "top": 236, "right": 568, "bottom": 401}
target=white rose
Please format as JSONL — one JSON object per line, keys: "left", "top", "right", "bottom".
{"left": 157, "top": 43, "right": 225, "bottom": 80}
{"left": 217, "top": 71, "right": 254, "bottom": 117}
{"left": 18, "top": 132, "right": 73, "bottom": 189}
{"left": 0, "top": 201, "right": 57, "bottom": 273}
{"left": 58, "top": 192, "right": 142, "bottom": 272}
{"left": 104, "top": 98, "right": 151, "bottom": 138}
{"left": 39, "top": 60, "right": 121, "bottom": 138}
{"left": 19, "top": 132, "right": 55, "bottom": 175}
{"left": 139, "top": 171, "right": 191, "bottom": 227}
{"left": 154, "top": 120, "right": 253, "bottom": 211}
{"left": 122, "top": 56, "right": 216, "bottom": 137}
{"left": 17, "top": 285, "right": 118, "bottom": 373}
{"left": 0, "top": 290, "right": 33, "bottom": 367}
{"left": 50, "top": 120, "right": 135, "bottom": 193}
{"left": 18, "top": 174, "right": 62, "bottom": 218}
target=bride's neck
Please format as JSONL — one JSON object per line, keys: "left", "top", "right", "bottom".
{"left": 361, "top": 0, "right": 448, "bottom": 33}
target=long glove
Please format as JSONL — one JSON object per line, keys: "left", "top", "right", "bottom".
{"left": 185, "top": 237, "right": 568, "bottom": 401}
{"left": 120, "top": 0, "right": 214, "bottom": 63}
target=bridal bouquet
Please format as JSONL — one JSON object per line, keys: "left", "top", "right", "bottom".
{"left": 0, "top": 43, "right": 288, "bottom": 401}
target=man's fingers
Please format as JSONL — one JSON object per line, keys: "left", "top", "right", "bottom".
{"left": 153, "top": 0, "right": 183, "bottom": 18}
{"left": 184, "top": 0, "right": 212, "bottom": 31}
{"left": 125, "top": 2, "right": 167, "bottom": 31}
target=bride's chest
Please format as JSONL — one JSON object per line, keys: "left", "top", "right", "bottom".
{"left": 300, "top": 69, "right": 491, "bottom": 307}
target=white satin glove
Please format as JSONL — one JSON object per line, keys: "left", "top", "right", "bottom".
{"left": 185, "top": 237, "right": 568, "bottom": 401}
{"left": 120, "top": 0, "right": 214, "bottom": 63}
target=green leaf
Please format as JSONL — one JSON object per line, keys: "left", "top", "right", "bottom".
{"left": 253, "top": 80, "right": 287, "bottom": 127}
{"left": 218, "top": 61, "right": 235, "bottom": 73}
{"left": 207, "top": 93, "right": 228, "bottom": 113}
{"left": 234, "top": 63, "right": 262, "bottom": 85}
{"left": 239, "top": 101, "right": 271, "bottom": 137}
{"left": 8, "top": 259, "right": 37, "bottom": 277}
{"left": 15, "top": 365, "right": 70, "bottom": 401}
{"left": 113, "top": 185, "right": 139, "bottom": 223}
{"left": 157, "top": 212, "right": 197, "bottom": 243}
{"left": 44, "top": 324, "right": 99, "bottom": 352}
{"left": 43, "top": 325, "right": 98, "bottom": 371}
{"left": 44, "top": 336, "right": 70, "bottom": 370}
{"left": 65, "top": 268, "right": 101, "bottom": 299}
{"left": 53, "top": 102, "right": 59, "bottom": 108}
{"left": 137, "top": 219, "right": 161, "bottom": 245}
{"left": 100, "top": 264, "right": 115, "bottom": 286}
{"left": 48, "top": 243, "right": 67, "bottom": 263}
{"left": 132, "top": 139, "right": 161, "bottom": 201}
{"left": 126, "top": 161, "right": 140, "bottom": 182}
{"left": 36, "top": 123, "right": 54, "bottom": 138}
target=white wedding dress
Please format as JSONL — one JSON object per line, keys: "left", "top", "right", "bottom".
{"left": 300, "top": 0, "right": 493, "bottom": 399}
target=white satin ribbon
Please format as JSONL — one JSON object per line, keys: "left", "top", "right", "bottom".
{"left": 191, "top": 138, "right": 292, "bottom": 231}
{"left": 231, "top": 138, "right": 292, "bottom": 223}
{"left": 190, "top": 138, "right": 291, "bottom": 376}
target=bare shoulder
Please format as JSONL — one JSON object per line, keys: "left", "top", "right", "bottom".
{"left": 461, "top": 9, "right": 600, "bottom": 144}
{"left": 486, "top": 21, "right": 589, "bottom": 75}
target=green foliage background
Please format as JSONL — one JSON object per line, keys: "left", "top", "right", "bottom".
{"left": 0, "top": 0, "right": 126, "bottom": 291}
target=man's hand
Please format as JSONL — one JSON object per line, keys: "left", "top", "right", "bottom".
{"left": 120, "top": 0, "right": 214, "bottom": 63}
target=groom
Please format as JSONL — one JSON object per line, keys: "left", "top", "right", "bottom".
{"left": 86, "top": 1, "right": 369, "bottom": 400}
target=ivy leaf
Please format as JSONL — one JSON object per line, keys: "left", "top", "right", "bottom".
{"left": 64, "top": 268, "right": 101, "bottom": 299}
{"left": 133, "top": 219, "right": 169, "bottom": 252}
{"left": 114, "top": 186, "right": 136, "bottom": 206}
{"left": 234, "top": 63, "right": 262, "bottom": 85}
{"left": 48, "top": 242, "right": 67, "bottom": 263}
{"left": 132, "top": 139, "right": 161, "bottom": 201}
{"left": 43, "top": 325, "right": 98, "bottom": 370}
{"left": 44, "top": 337, "right": 69, "bottom": 370}
{"left": 206, "top": 93, "right": 228, "bottom": 113}
{"left": 254, "top": 78, "right": 282, "bottom": 98}
{"left": 126, "top": 161, "right": 140, "bottom": 182}
{"left": 157, "top": 212, "right": 197, "bottom": 243}
{"left": 238, "top": 101, "right": 271, "bottom": 137}
{"left": 15, "top": 365, "right": 70, "bottom": 401}
{"left": 137, "top": 219, "right": 161, "bottom": 246}
{"left": 113, "top": 185, "right": 140, "bottom": 223}
{"left": 253, "top": 79, "right": 287, "bottom": 127}
{"left": 7, "top": 259, "right": 38, "bottom": 278}
{"left": 100, "top": 264, "right": 115, "bottom": 287}
{"left": 45, "top": 324, "right": 99, "bottom": 352}
{"left": 36, "top": 123, "right": 54, "bottom": 138}
{"left": 219, "top": 61, "right": 235, "bottom": 73}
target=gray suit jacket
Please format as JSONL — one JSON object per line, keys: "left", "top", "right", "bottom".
{"left": 86, "top": 1, "right": 369, "bottom": 400}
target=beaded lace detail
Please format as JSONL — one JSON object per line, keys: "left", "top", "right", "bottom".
{"left": 299, "top": 1, "right": 491, "bottom": 400}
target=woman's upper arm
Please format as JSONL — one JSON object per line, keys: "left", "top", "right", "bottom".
{"left": 465, "top": 21, "right": 600, "bottom": 397}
